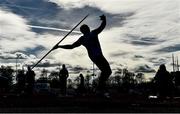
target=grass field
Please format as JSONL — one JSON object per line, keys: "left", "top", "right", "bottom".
{"left": 0, "top": 94, "right": 180, "bottom": 113}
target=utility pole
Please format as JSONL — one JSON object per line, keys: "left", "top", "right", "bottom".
{"left": 172, "top": 54, "right": 175, "bottom": 72}
{"left": 177, "top": 56, "right": 179, "bottom": 71}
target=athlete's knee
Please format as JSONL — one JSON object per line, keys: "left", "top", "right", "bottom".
{"left": 100, "top": 68, "right": 111, "bottom": 80}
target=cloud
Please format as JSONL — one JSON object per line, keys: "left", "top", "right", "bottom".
{"left": 134, "top": 55, "right": 144, "bottom": 59}
{"left": 31, "top": 59, "right": 61, "bottom": 68}
{"left": 124, "top": 34, "right": 165, "bottom": 46}
{"left": 48, "top": 0, "right": 92, "bottom": 9}
{"left": 1, "top": 0, "right": 131, "bottom": 34}
{"left": 0, "top": 0, "right": 179, "bottom": 80}
{"left": 110, "top": 51, "right": 129, "bottom": 58}
{"left": 148, "top": 57, "right": 169, "bottom": 66}
{"left": 48, "top": 0, "right": 146, "bottom": 14}
{"left": 156, "top": 44, "right": 180, "bottom": 53}
{"left": 69, "top": 65, "right": 88, "bottom": 74}
{"left": 134, "top": 64, "right": 156, "bottom": 73}
{"left": 0, "top": 52, "right": 28, "bottom": 60}
{"left": 0, "top": 3, "right": 42, "bottom": 10}
{"left": 0, "top": 8, "right": 38, "bottom": 51}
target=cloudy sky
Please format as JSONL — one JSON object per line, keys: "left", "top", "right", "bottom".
{"left": 0, "top": 0, "right": 179, "bottom": 79}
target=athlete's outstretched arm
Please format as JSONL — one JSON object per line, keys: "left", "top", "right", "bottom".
{"left": 92, "top": 15, "right": 106, "bottom": 34}
{"left": 53, "top": 37, "right": 82, "bottom": 50}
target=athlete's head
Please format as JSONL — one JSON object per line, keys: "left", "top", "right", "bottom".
{"left": 80, "top": 24, "right": 90, "bottom": 34}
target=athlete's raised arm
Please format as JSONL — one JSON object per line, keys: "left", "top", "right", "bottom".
{"left": 92, "top": 15, "right": 106, "bottom": 34}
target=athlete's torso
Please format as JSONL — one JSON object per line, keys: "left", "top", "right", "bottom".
{"left": 80, "top": 31, "right": 103, "bottom": 60}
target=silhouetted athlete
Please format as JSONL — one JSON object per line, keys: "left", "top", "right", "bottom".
{"left": 59, "top": 64, "right": 69, "bottom": 95}
{"left": 25, "top": 66, "right": 35, "bottom": 95}
{"left": 154, "top": 64, "right": 173, "bottom": 99}
{"left": 53, "top": 15, "right": 112, "bottom": 92}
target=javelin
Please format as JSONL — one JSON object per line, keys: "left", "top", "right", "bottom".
{"left": 31, "top": 14, "right": 89, "bottom": 69}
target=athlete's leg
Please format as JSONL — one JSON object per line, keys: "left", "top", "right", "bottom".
{"left": 93, "top": 56, "right": 112, "bottom": 90}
